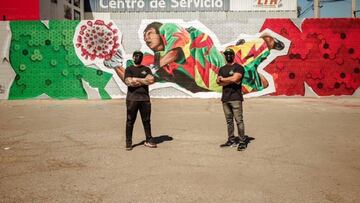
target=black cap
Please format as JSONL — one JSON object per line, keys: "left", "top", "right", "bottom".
{"left": 133, "top": 50, "right": 143, "bottom": 56}
{"left": 223, "top": 48, "right": 235, "bottom": 55}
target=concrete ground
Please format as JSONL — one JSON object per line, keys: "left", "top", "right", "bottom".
{"left": 0, "top": 98, "right": 359, "bottom": 203}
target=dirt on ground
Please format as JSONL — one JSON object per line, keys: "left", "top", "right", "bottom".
{"left": 0, "top": 98, "right": 360, "bottom": 202}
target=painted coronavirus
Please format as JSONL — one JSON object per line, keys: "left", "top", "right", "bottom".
{"left": 75, "top": 20, "right": 120, "bottom": 61}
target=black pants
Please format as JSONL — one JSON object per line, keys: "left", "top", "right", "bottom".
{"left": 126, "top": 100, "right": 152, "bottom": 145}
{"left": 222, "top": 101, "right": 246, "bottom": 144}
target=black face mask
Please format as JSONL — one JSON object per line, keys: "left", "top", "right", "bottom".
{"left": 225, "top": 53, "right": 235, "bottom": 63}
{"left": 133, "top": 53, "right": 143, "bottom": 65}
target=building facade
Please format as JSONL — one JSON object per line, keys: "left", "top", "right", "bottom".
{"left": 40, "top": 0, "right": 85, "bottom": 20}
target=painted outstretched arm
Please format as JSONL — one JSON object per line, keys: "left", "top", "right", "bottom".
{"left": 156, "top": 47, "right": 183, "bottom": 67}
{"left": 114, "top": 66, "right": 125, "bottom": 82}
{"left": 104, "top": 48, "right": 127, "bottom": 83}
{"left": 216, "top": 73, "right": 242, "bottom": 86}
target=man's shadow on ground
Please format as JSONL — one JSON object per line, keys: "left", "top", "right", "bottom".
{"left": 245, "top": 135, "right": 255, "bottom": 147}
{"left": 234, "top": 135, "right": 255, "bottom": 147}
{"left": 245, "top": 135, "right": 255, "bottom": 145}
{"left": 132, "top": 135, "right": 173, "bottom": 148}
{"left": 132, "top": 135, "right": 254, "bottom": 149}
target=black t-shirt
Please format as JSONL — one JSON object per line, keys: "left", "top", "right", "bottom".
{"left": 218, "top": 63, "right": 245, "bottom": 102}
{"left": 125, "top": 65, "right": 152, "bottom": 101}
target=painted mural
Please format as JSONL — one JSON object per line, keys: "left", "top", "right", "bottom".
{"left": 131, "top": 20, "right": 289, "bottom": 98}
{"left": 0, "top": 18, "right": 359, "bottom": 99}
{"left": 261, "top": 19, "right": 360, "bottom": 96}
{"left": 7, "top": 21, "right": 113, "bottom": 99}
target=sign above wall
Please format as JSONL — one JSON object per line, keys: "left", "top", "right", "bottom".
{"left": 254, "top": 0, "right": 281, "bottom": 8}
{"left": 88, "top": 0, "right": 230, "bottom": 12}
{"left": 85, "top": 0, "right": 296, "bottom": 12}
{"left": 231, "top": 0, "right": 296, "bottom": 11}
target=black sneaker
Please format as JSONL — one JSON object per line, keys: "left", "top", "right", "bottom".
{"left": 237, "top": 143, "right": 247, "bottom": 151}
{"left": 144, "top": 139, "right": 157, "bottom": 148}
{"left": 220, "top": 140, "right": 237, "bottom": 147}
{"left": 125, "top": 143, "right": 132, "bottom": 151}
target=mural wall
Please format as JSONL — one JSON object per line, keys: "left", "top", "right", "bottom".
{"left": 0, "top": 18, "right": 359, "bottom": 100}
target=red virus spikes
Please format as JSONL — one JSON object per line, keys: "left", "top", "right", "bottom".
{"left": 75, "top": 20, "right": 120, "bottom": 61}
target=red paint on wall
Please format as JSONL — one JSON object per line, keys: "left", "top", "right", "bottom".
{"left": 260, "top": 18, "right": 360, "bottom": 96}
{"left": 0, "top": 0, "right": 39, "bottom": 20}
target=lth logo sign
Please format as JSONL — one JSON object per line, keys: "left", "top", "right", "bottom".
{"left": 255, "top": 0, "right": 280, "bottom": 7}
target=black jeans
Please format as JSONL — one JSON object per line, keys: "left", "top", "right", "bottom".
{"left": 126, "top": 100, "right": 152, "bottom": 145}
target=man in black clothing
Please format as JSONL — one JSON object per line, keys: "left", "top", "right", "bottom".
{"left": 123, "top": 51, "right": 157, "bottom": 150}
{"left": 216, "top": 48, "right": 247, "bottom": 151}
{"left": 103, "top": 49, "right": 157, "bottom": 150}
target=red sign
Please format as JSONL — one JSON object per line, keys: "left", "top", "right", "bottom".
{"left": 0, "top": 0, "right": 39, "bottom": 20}
{"left": 255, "top": 0, "right": 280, "bottom": 8}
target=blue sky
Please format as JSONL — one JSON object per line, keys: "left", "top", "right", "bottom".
{"left": 297, "top": 0, "right": 360, "bottom": 18}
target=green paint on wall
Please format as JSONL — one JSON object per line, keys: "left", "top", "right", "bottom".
{"left": 9, "top": 21, "right": 112, "bottom": 100}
